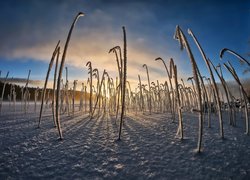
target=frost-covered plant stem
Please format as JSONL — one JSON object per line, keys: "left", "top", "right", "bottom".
{"left": 174, "top": 65, "right": 183, "bottom": 139}
{"left": 138, "top": 75, "right": 144, "bottom": 112}
{"left": 220, "top": 48, "right": 250, "bottom": 66}
{"left": 188, "top": 29, "right": 224, "bottom": 138}
{"left": 174, "top": 26, "right": 203, "bottom": 153}
{"left": 118, "top": 26, "right": 127, "bottom": 140}
{"left": 86, "top": 61, "right": 93, "bottom": 116}
{"left": 72, "top": 80, "right": 77, "bottom": 116}
{"left": 52, "top": 47, "right": 60, "bottom": 126}
{"left": 38, "top": 41, "right": 60, "bottom": 128}
{"left": 24, "top": 70, "right": 31, "bottom": 114}
{"left": 56, "top": 12, "right": 84, "bottom": 139}
{"left": 223, "top": 62, "right": 249, "bottom": 135}
{"left": 92, "top": 70, "right": 106, "bottom": 118}
{"left": 143, "top": 64, "right": 152, "bottom": 114}
{"left": 0, "top": 71, "right": 9, "bottom": 114}
{"left": 210, "top": 61, "right": 234, "bottom": 126}
{"left": 155, "top": 57, "right": 174, "bottom": 120}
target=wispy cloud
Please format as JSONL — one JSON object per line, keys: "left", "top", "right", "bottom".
{"left": 0, "top": 0, "right": 248, "bottom": 90}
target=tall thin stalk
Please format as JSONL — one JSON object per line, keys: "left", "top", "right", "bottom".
{"left": 24, "top": 70, "right": 31, "bottom": 114}
{"left": 220, "top": 48, "right": 250, "bottom": 66}
{"left": 155, "top": 57, "right": 174, "bottom": 120}
{"left": 38, "top": 41, "right": 60, "bottom": 128}
{"left": 223, "top": 62, "right": 249, "bottom": 135}
{"left": 118, "top": 26, "right": 127, "bottom": 140}
{"left": 143, "top": 64, "right": 152, "bottom": 114}
{"left": 72, "top": 80, "right": 78, "bottom": 116}
{"left": 0, "top": 71, "right": 9, "bottom": 114}
{"left": 92, "top": 70, "right": 106, "bottom": 117}
{"left": 174, "top": 25, "right": 203, "bottom": 153}
{"left": 56, "top": 12, "right": 84, "bottom": 139}
{"left": 188, "top": 29, "right": 224, "bottom": 138}
{"left": 52, "top": 47, "right": 60, "bottom": 127}
{"left": 210, "top": 61, "right": 234, "bottom": 126}
{"left": 109, "top": 46, "right": 123, "bottom": 120}
{"left": 86, "top": 61, "right": 93, "bottom": 116}
{"left": 174, "top": 65, "right": 183, "bottom": 139}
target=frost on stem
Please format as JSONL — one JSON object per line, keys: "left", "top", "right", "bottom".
{"left": 118, "top": 26, "right": 127, "bottom": 140}
{"left": 223, "top": 62, "right": 249, "bottom": 135}
{"left": 220, "top": 48, "right": 250, "bottom": 67}
{"left": 56, "top": 12, "right": 84, "bottom": 140}
{"left": 143, "top": 64, "right": 152, "bottom": 115}
{"left": 0, "top": 71, "right": 9, "bottom": 115}
{"left": 174, "top": 25, "right": 203, "bottom": 153}
{"left": 188, "top": 29, "right": 224, "bottom": 138}
{"left": 155, "top": 57, "right": 174, "bottom": 121}
{"left": 38, "top": 41, "right": 60, "bottom": 128}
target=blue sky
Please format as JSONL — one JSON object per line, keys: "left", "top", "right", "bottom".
{"left": 0, "top": 0, "right": 249, "bottom": 89}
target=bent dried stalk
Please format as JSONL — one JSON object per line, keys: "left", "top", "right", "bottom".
{"left": 56, "top": 12, "right": 84, "bottom": 139}
{"left": 220, "top": 48, "right": 250, "bottom": 66}
{"left": 188, "top": 29, "right": 224, "bottom": 138}
{"left": 92, "top": 70, "right": 106, "bottom": 118}
{"left": 155, "top": 57, "right": 174, "bottom": 120}
{"left": 72, "top": 80, "right": 78, "bottom": 116}
{"left": 174, "top": 25, "right": 203, "bottom": 153}
{"left": 38, "top": 41, "right": 60, "bottom": 128}
{"left": 174, "top": 65, "right": 183, "bottom": 139}
{"left": 52, "top": 47, "right": 60, "bottom": 126}
{"left": 210, "top": 61, "right": 234, "bottom": 126}
{"left": 223, "top": 62, "right": 249, "bottom": 135}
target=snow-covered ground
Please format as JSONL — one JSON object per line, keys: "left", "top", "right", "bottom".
{"left": 0, "top": 104, "right": 250, "bottom": 179}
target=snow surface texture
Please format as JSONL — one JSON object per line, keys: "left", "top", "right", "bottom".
{"left": 0, "top": 104, "right": 250, "bottom": 179}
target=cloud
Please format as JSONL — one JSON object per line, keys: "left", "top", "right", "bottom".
{"left": 1, "top": 0, "right": 247, "bottom": 91}
{"left": 0, "top": 3, "right": 187, "bottom": 90}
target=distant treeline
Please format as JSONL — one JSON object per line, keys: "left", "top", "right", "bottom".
{"left": 1, "top": 81, "right": 249, "bottom": 102}
{"left": 0, "top": 82, "right": 91, "bottom": 101}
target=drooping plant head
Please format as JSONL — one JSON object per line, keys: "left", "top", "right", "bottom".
{"left": 174, "top": 25, "right": 186, "bottom": 51}
{"left": 187, "top": 77, "right": 193, "bottom": 81}
{"left": 109, "top": 46, "right": 121, "bottom": 53}
{"left": 220, "top": 48, "right": 250, "bottom": 66}
{"left": 109, "top": 46, "right": 123, "bottom": 63}
{"left": 86, "top": 61, "right": 92, "bottom": 70}
{"left": 93, "top": 68, "right": 99, "bottom": 78}
{"left": 155, "top": 57, "right": 163, "bottom": 61}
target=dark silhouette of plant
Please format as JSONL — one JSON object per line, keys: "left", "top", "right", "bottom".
{"left": 0, "top": 71, "right": 9, "bottom": 114}
{"left": 86, "top": 61, "right": 93, "bottom": 116}
{"left": 52, "top": 46, "right": 60, "bottom": 127}
{"left": 220, "top": 48, "right": 250, "bottom": 66}
{"left": 24, "top": 70, "right": 31, "bottom": 114}
{"left": 118, "top": 26, "right": 127, "bottom": 140}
